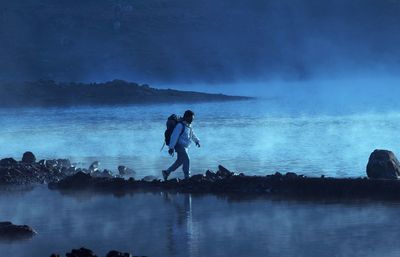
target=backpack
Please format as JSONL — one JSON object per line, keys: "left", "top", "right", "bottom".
{"left": 163, "top": 114, "right": 185, "bottom": 147}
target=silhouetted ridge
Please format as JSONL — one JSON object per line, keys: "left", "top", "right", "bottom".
{"left": 0, "top": 80, "right": 251, "bottom": 107}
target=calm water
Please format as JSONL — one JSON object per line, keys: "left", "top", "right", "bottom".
{"left": 1, "top": 98, "right": 400, "bottom": 178}
{"left": 1, "top": 98, "right": 400, "bottom": 257}
{"left": 1, "top": 186, "right": 400, "bottom": 257}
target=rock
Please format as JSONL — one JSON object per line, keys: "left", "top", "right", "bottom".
{"left": 285, "top": 172, "right": 298, "bottom": 179}
{"left": 0, "top": 221, "right": 37, "bottom": 240}
{"left": 66, "top": 247, "right": 97, "bottom": 257}
{"left": 51, "top": 248, "right": 135, "bottom": 257}
{"left": 189, "top": 174, "right": 204, "bottom": 182}
{"left": 56, "top": 159, "right": 72, "bottom": 168}
{"left": 205, "top": 170, "right": 217, "bottom": 180}
{"left": 106, "top": 250, "right": 132, "bottom": 257}
{"left": 50, "top": 171, "right": 92, "bottom": 189}
{"left": 217, "top": 165, "right": 234, "bottom": 178}
{"left": 118, "top": 166, "right": 135, "bottom": 177}
{"left": 92, "top": 169, "right": 113, "bottom": 178}
{"left": 89, "top": 161, "right": 100, "bottom": 172}
{"left": 0, "top": 158, "right": 17, "bottom": 167}
{"left": 45, "top": 159, "right": 58, "bottom": 168}
{"left": 366, "top": 149, "right": 400, "bottom": 179}
{"left": 22, "top": 151, "right": 36, "bottom": 164}
{"left": 142, "top": 175, "right": 158, "bottom": 182}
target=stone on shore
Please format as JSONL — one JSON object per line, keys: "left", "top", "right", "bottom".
{"left": 0, "top": 158, "right": 17, "bottom": 166}
{"left": 51, "top": 248, "right": 134, "bottom": 257}
{"left": 65, "top": 247, "right": 97, "bottom": 257}
{"left": 118, "top": 166, "right": 136, "bottom": 177}
{"left": 366, "top": 149, "right": 400, "bottom": 179}
{"left": 22, "top": 151, "right": 36, "bottom": 164}
{"left": 0, "top": 221, "right": 37, "bottom": 240}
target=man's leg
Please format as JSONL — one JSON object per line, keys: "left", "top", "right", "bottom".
{"left": 181, "top": 147, "right": 190, "bottom": 179}
{"left": 166, "top": 145, "right": 184, "bottom": 173}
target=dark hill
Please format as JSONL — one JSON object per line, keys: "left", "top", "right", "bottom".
{"left": 0, "top": 80, "right": 251, "bottom": 107}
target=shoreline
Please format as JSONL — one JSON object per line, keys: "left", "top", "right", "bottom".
{"left": 2, "top": 152, "right": 400, "bottom": 202}
{"left": 0, "top": 80, "right": 253, "bottom": 108}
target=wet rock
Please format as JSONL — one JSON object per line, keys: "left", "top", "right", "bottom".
{"left": 142, "top": 175, "right": 158, "bottom": 182}
{"left": 0, "top": 155, "right": 93, "bottom": 185}
{"left": 89, "top": 161, "right": 100, "bottom": 172}
{"left": 217, "top": 165, "right": 234, "bottom": 178}
{"left": 0, "top": 158, "right": 17, "bottom": 167}
{"left": 22, "top": 151, "right": 36, "bottom": 164}
{"left": 66, "top": 247, "right": 97, "bottom": 257}
{"left": 106, "top": 250, "right": 132, "bottom": 257}
{"left": 51, "top": 248, "right": 135, "bottom": 257}
{"left": 50, "top": 171, "right": 92, "bottom": 189}
{"left": 0, "top": 221, "right": 37, "bottom": 240}
{"left": 205, "top": 170, "right": 217, "bottom": 180}
{"left": 189, "top": 174, "right": 204, "bottom": 182}
{"left": 118, "top": 166, "right": 136, "bottom": 177}
{"left": 285, "top": 172, "right": 298, "bottom": 179}
{"left": 92, "top": 169, "right": 114, "bottom": 178}
{"left": 56, "top": 159, "right": 72, "bottom": 168}
{"left": 366, "top": 149, "right": 400, "bottom": 179}
{"left": 67, "top": 166, "right": 78, "bottom": 174}
{"left": 49, "top": 166, "right": 400, "bottom": 201}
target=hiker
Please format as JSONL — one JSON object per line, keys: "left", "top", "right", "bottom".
{"left": 162, "top": 110, "right": 200, "bottom": 180}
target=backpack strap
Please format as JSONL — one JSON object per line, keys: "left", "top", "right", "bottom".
{"left": 178, "top": 122, "right": 185, "bottom": 137}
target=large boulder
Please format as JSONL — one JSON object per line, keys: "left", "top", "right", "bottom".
{"left": 22, "top": 151, "right": 36, "bottom": 164}
{"left": 366, "top": 149, "right": 400, "bottom": 179}
{"left": 0, "top": 221, "right": 37, "bottom": 240}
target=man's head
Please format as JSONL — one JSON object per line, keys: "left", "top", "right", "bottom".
{"left": 183, "top": 110, "right": 195, "bottom": 124}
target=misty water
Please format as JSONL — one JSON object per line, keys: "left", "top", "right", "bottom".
{"left": 1, "top": 96, "right": 399, "bottom": 178}
{"left": 2, "top": 96, "right": 400, "bottom": 257}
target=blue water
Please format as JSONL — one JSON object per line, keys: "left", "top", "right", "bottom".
{"left": 1, "top": 186, "right": 400, "bottom": 257}
{"left": 1, "top": 98, "right": 400, "bottom": 178}
{"left": 2, "top": 97, "right": 400, "bottom": 257}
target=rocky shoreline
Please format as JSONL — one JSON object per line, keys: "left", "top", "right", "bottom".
{"left": 47, "top": 166, "right": 400, "bottom": 201}
{"left": 3, "top": 150, "right": 400, "bottom": 202}
{"left": 50, "top": 247, "right": 142, "bottom": 257}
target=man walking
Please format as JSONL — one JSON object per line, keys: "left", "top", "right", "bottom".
{"left": 162, "top": 110, "right": 200, "bottom": 180}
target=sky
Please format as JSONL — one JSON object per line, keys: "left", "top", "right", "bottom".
{"left": 0, "top": 0, "right": 400, "bottom": 92}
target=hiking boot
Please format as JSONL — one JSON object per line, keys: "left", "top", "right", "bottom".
{"left": 162, "top": 170, "right": 170, "bottom": 181}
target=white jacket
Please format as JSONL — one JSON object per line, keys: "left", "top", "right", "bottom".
{"left": 169, "top": 121, "right": 200, "bottom": 149}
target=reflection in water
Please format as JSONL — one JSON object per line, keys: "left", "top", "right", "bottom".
{"left": 1, "top": 186, "right": 400, "bottom": 257}
{"left": 163, "top": 193, "right": 198, "bottom": 257}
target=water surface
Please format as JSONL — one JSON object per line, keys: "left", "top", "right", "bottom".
{"left": 1, "top": 187, "right": 400, "bottom": 257}
{"left": 1, "top": 98, "right": 399, "bottom": 178}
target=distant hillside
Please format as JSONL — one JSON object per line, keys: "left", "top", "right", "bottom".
{"left": 0, "top": 80, "right": 251, "bottom": 107}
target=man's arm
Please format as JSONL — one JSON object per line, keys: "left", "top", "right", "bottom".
{"left": 191, "top": 129, "right": 200, "bottom": 147}
{"left": 169, "top": 123, "right": 183, "bottom": 149}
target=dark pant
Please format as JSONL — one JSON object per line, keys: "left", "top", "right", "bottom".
{"left": 167, "top": 144, "right": 190, "bottom": 178}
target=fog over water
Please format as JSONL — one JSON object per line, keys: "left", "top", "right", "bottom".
{"left": 2, "top": 1, "right": 400, "bottom": 257}
{"left": 1, "top": 94, "right": 400, "bottom": 178}
{"left": 1, "top": 0, "right": 400, "bottom": 177}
